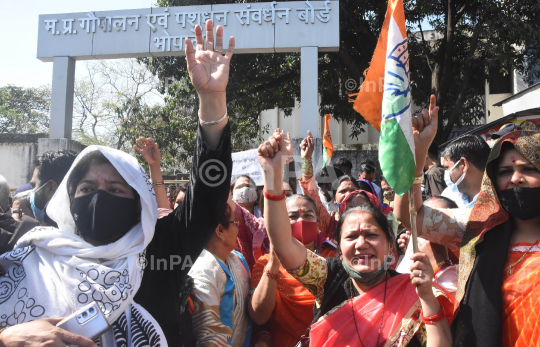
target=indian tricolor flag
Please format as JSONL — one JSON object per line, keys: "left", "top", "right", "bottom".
{"left": 352, "top": 0, "right": 415, "bottom": 196}
{"left": 322, "top": 114, "right": 333, "bottom": 167}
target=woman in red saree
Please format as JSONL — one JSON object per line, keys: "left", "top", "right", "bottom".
{"left": 395, "top": 96, "right": 540, "bottom": 347}
{"left": 257, "top": 123, "right": 453, "bottom": 346}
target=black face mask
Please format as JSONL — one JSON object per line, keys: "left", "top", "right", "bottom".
{"left": 70, "top": 189, "right": 139, "bottom": 243}
{"left": 497, "top": 187, "right": 540, "bottom": 220}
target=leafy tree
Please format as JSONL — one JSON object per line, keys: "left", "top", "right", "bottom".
{"left": 139, "top": 0, "right": 540, "bottom": 154}
{"left": 407, "top": 0, "right": 540, "bottom": 143}
{"left": 0, "top": 85, "right": 51, "bottom": 134}
{"left": 73, "top": 60, "right": 162, "bottom": 149}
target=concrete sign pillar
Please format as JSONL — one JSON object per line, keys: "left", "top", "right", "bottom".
{"left": 300, "top": 47, "right": 319, "bottom": 138}
{"left": 49, "top": 57, "right": 76, "bottom": 139}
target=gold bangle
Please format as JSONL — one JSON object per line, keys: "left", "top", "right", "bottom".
{"left": 413, "top": 174, "right": 423, "bottom": 185}
{"left": 151, "top": 181, "right": 165, "bottom": 187}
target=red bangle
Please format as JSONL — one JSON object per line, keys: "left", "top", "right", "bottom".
{"left": 264, "top": 268, "right": 279, "bottom": 280}
{"left": 421, "top": 306, "right": 446, "bottom": 325}
{"left": 433, "top": 260, "right": 453, "bottom": 277}
{"left": 263, "top": 189, "right": 286, "bottom": 201}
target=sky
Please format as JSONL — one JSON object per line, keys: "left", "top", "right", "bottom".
{"left": 0, "top": 0, "right": 157, "bottom": 89}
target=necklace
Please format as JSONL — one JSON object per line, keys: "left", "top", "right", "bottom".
{"left": 349, "top": 272, "right": 388, "bottom": 347}
{"left": 505, "top": 242, "right": 537, "bottom": 274}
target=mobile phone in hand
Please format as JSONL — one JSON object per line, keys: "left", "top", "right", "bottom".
{"left": 56, "top": 302, "right": 110, "bottom": 345}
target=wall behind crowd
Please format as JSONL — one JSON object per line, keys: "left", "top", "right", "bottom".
{"left": 330, "top": 144, "right": 382, "bottom": 179}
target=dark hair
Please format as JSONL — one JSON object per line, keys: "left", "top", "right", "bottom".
{"left": 219, "top": 203, "right": 233, "bottom": 229}
{"left": 315, "top": 165, "right": 344, "bottom": 186}
{"left": 230, "top": 174, "right": 257, "bottom": 193}
{"left": 428, "top": 142, "right": 440, "bottom": 160}
{"left": 67, "top": 151, "right": 139, "bottom": 202}
{"left": 177, "top": 182, "right": 188, "bottom": 193}
{"left": 427, "top": 195, "right": 459, "bottom": 209}
{"left": 34, "top": 150, "right": 77, "bottom": 186}
{"left": 380, "top": 176, "right": 387, "bottom": 183}
{"left": 356, "top": 180, "right": 376, "bottom": 195}
{"left": 442, "top": 135, "right": 490, "bottom": 171}
{"left": 285, "top": 194, "right": 319, "bottom": 221}
{"left": 334, "top": 158, "right": 352, "bottom": 171}
{"left": 359, "top": 158, "right": 376, "bottom": 175}
{"left": 331, "top": 175, "right": 360, "bottom": 195}
{"left": 335, "top": 205, "right": 393, "bottom": 251}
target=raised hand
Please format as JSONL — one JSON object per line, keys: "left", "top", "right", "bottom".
{"left": 412, "top": 94, "right": 439, "bottom": 153}
{"left": 300, "top": 130, "right": 315, "bottom": 159}
{"left": 133, "top": 137, "right": 161, "bottom": 167}
{"left": 257, "top": 129, "right": 293, "bottom": 173}
{"left": 410, "top": 252, "right": 435, "bottom": 299}
{"left": 185, "top": 20, "right": 235, "bottom": 97}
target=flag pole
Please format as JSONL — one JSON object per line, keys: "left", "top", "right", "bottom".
{"left": 408, "top": 185, "right": 419, "bottom": 253}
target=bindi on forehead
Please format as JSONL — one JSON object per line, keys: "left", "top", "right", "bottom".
{"left": 512, "top": 156, "right": 516, "bottom": 163}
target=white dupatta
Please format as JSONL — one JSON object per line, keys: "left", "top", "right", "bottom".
{"left": 0, "top": 146, "right": 166, "bottom": 347}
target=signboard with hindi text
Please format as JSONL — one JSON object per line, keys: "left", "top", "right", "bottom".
{"left": 37, "top": 1, "right": 339, "bottom": 61}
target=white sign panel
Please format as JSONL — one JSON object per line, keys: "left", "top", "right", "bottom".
{"left": 231, "top": 149, "right": 265, "bottom": 186}
{"left": 37, "top": 1, "right": 339, "bottom": 62}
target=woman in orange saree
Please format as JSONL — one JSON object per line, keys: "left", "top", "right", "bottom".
{"left": 395, "top": 98, "right": 540, "bottom": 346}
{"left": 248, "top": 195, "right": 319, "bottom": 347}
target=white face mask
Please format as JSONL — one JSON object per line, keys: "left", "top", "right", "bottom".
{"left": 444, "top": 159, "right": 466, "bottom": 193}
{"left": 233, "top": 186, "right": 258, "bottom": 204}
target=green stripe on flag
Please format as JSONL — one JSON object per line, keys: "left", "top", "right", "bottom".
{"left": 379, "top": 118, "right": 416, "bottom": 196}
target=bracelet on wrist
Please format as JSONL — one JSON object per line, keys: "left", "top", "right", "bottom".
{"left": 264, "top": 268, "right": 279, "bottom": 280}
{"left": 421, "top": 306, "right": 446, "bottom": 325}
{"left": 433, "top": 260, "right": 453, "bottom": 277}
{"left": 199, "top": 109, "right": 228, "bottom": 126}
{"left": 151, "top": 181, "right": 165, "bottom": 187}
{"left": 302, "top": 157, "right": 313, "bottom": 176}
{"left": 263, "top": 189, "right": 286, "bottom": 201}
{"left": 413, "top": 174, "right": 424, "bottom": 185}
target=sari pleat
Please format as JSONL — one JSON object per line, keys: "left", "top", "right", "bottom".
{"left": 502, "top": 243, "right": 540, "bottom": 347}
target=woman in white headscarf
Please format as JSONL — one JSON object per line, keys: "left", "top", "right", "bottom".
{"left": 0, "top": 20, "right": 234, "bottom": 347}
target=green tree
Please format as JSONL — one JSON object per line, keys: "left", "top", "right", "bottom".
{"left": 131, "top": 0, "right": 540, "bottom": 171}
{"left": 0, "top": 85, "right": 51, "bottom": 134}
{"left": 407, "top": 0, "right": 540, "bottom": 143}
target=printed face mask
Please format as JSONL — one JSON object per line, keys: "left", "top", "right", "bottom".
{"left": 444, "top": 160, "right": 466, "bottom": 193}
{"left": 498, "top": 187, "right": 540, "bottom": 220}
{"left": 70, "top": 189, "right": 139, "bottom": 243}
{"left": 233, "top": 186, "right": 258, "bottom": 204}
{"left": 291, "top": 220, "right": 319, "bottom": 245}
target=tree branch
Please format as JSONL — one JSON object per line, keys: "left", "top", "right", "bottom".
{"left": 440, "top": 12, "right": 486, "bottom": 141}
{"left": 417, "top": 21, "right": 434, "bottom": 72}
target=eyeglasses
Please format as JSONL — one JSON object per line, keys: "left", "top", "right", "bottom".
{"left": 223, "top": 220, "right": 240, "bottom": 227}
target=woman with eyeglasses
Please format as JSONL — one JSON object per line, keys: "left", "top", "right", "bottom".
{"left": 189, "top": 197, "right": 252, "bottom": 347}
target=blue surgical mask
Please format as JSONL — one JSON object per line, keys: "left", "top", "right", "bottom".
{"left": 444, "top": 160, "right": 466, "bottom": 193}
{"left": 30, "top": 183, "right": 48, "bottom": 222}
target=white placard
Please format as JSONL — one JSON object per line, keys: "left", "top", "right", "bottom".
{"left": 231, "top": 149, "right": 265, "bottom": 186}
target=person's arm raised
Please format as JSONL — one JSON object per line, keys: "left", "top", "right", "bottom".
{"left": 258, "top": 129, "right": 307, "bottom": 270}
{"left": 394, "top": 95, "right": 439, "bottom": 231}
{"left": 185, "top": 20, "right": 235, "bottom": 149}
{"left": 134, "top": 137, "right": 170, "bottom": 209}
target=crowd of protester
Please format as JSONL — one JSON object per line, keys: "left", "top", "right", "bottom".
{"left": 0, "top": 20, "right": 538, "bottom": 347}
